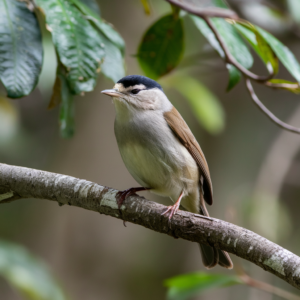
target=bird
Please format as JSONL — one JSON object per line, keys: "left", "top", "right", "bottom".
{"left": 101, "top": 75, "right": 233, "bottom": 269}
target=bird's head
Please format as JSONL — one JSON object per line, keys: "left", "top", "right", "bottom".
{"left": 101, "top": 75, "right": 172, "bottom": 112}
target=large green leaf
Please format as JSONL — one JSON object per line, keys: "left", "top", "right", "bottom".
{"left": 165, "top": 272, "right": 241, "bottom": 300}
{"left": 79, "top": 0, "right": 100, "bottom": 16}
{"left": 233, "top": 21, "right": 278, "bottom": 74}
{"left": 36, "top": 0, "right": 105, "bottom": 95}
{"left": 101, "top": 34, "right": 125, "bottom": 82}
{"left": 0, "top": 0, "right": 43, "bottom": 98}
{"left": 96, "top": 21, "right": 125, "bottom": 53}
{"left": 70, "top": 0, "right": 125, "bottom": 52}
{"left": 167, "top": 75, "right": 225, "bottom": 134}
{"left": 57, "top": 67, "right": 75, "bottom": 139}
{"left": 137, "top": 14, "right": 184, "bottom": 80}
{"left": 69, "top": 0, "right": 125, "bottom": 81}
{"left": 255, "top": 26, "right": 300, "bottom": 83}
{"left": 190, "top": 15, "right": 253, "bottom": 90}
{"left": 0, "top": 240, "right": 65, "bottom": 300}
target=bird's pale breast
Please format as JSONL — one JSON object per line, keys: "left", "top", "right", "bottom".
{"left": 114, "top": 109, "right": 199, "bottom": 205}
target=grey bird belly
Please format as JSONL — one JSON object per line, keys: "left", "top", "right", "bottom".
{"left": 114, "top": 110, "right": 199, "bottom": 209}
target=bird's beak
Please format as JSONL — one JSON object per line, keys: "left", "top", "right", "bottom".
{"left": 101, "top": 89, "right": 122, "bottom": 98}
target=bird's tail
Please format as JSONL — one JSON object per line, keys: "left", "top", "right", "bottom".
{"left": 199, "top": 193, "right": 233, "bottom": 269}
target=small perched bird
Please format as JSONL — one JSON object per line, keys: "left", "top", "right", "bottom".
{"left": 101, "top": 75, "right": 233, "bottom": 269}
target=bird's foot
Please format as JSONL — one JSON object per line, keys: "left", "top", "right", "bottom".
{"left": 116, "top": 187, "right": 149, "bottom": 209}
{"left": 161, "top": 202, "right": 180, "bottom": 220}
{"left": 116, "top": 187, "right": 150, "bottom": 227}
{"left": 161, "top": 191, "right": 184, "bottom": 221}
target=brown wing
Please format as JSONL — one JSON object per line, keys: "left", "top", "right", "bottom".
{"left": 164, "top": 107, "right": 213, "bottom": 205}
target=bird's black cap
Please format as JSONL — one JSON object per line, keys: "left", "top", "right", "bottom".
{"left": 117, "top": 75, "right": 163, "bottom": 91}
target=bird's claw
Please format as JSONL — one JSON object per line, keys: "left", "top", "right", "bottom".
{"left": 116, "top": 187, "right": 149, "bottom": 227}
{"left": 116, "top": 189, "right": 138, "bottom": 209}
{"left": 116, "top": 189, "right": 138, "bottom": 227}
{"left": 161, "top": 203, "right": 180, "bottom": 220}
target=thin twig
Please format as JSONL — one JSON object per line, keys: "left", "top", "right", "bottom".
{"left": 245, "top": 79, "right": 300, "bottom": 134}
{"left": 165, "top": 0, "right": 280, "bottom": 84}
{"left": 203, "top": 17, "right": 274, "bottom": 82}
{"left": 165, "top": 0, "right": 238, "bottom": 19}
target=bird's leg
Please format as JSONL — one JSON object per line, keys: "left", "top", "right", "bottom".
{"left": 161, "top": 190, "right": 184, "bottom": 220}
{"left": 116, "top": 187, "right": 150, "bottom": 227}
{"left": 116, "top": 187, "right": 150, "bottom": 209}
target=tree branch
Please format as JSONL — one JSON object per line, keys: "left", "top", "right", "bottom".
{"left": 1, "top": 163, "right": 300, "bottom": 290}
{"left": 245, "top": 79, "right": 300, "bottom": 134}
{"left": 202, "top": 16, "right": 274, "bottom": 82}
{"left": 165, "top": 0, "right": 238, "bottom": 19}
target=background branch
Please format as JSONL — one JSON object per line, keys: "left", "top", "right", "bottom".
{"left": 245, "top": 79, "right": 300, "bottom": 134}
{"left": 164, "top": 0, "right": 300, "bottom": 135}
{"left": 1, "top": 163, "right": 300, "bottom": 290}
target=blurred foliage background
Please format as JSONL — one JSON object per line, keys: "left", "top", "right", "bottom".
{"left": 1, "top": 0, "right": 300, "bottom": 299}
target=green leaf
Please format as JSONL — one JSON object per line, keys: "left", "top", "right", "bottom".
{"left": 0, "top": 0, "right": 43, "bottom": 98}
{"left": 36, "top": 0, "right": 105, "bottom": 94}
{"left": 78, "top": 0, "right": 100, "bottom": 16}
{"left": 190, "top": 15, "right": 253, "bottom": 90}
{"left": 167, "top": 75, "right": 225, "bottom": 134}
{"left": 101, "top": 34, "right": 125, "bottom": 82}
{"left": 96, "top": 21, "right": 125, "bottom": 53}
{"left": 266, "top": 79, "right": 300, "bottom": 94}
{"left": 57, "top": 68, "right": 75, "bottom": 139}
{"left": 68, "top": 0, "right": 125, "bottom": 81}
{"left": 226, "top": 64, "right": 241, "bottom": 91}
{"left": 233, "top": 21, "right": 278, "bottom": 74}
{"left": 255, "top": 26, "right": 300, "bottom": 83}
{"left": 0, "top": 240, "right": 66, "bottom": 300}
{"left": 70, "top": 0, "right": 125, "bottom": 52}
{"left": 137, "top": 14, "right": 184, "bottom": 80}
{"left": 164, "top": 272, "right": 241, "bottom": 300}
{"left": 190, "top": 0, "right": 253, "bottom": 91}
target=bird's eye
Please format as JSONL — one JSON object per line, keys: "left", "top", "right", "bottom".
{"left": 131, "top": 89, "right": 140, "bottom": 95}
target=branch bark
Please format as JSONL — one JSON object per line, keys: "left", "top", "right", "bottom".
{"left": 1, "top": 163, "right": 300, "bottom": 290}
